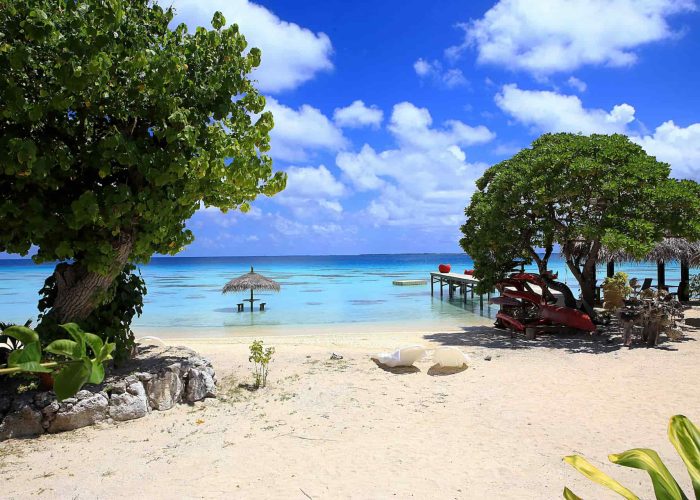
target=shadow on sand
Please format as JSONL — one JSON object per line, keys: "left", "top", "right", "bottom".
{"left": 423, "top": 325, "right": 695, "bottom": 355}
{"left": 426, "top": 363, "right": 468, "bottom": 376}
{"left": 371, "top": 359, "right": 420, "bottom": 374}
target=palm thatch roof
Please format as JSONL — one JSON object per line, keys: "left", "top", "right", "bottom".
{"left": 222, "top": 267, "right": 281, "bottom": 294}
{"left": 563, "top": 237, "right": 700, "bottom": 265}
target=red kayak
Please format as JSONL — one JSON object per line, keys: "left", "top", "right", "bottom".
{"left": 540, "top": 304, "right": 595, "bottom": 332}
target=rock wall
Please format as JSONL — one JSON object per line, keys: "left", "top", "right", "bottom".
{"left": 0, "top": 345, "right": 216, "bottom": 441}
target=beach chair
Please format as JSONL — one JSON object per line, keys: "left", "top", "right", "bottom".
{"left": 640, "top": 278, "right": 653, "bottom": 291}
{"left": 259, "top": 302, "right": 266, "bottom": 311}
{"left": 237, "top": 303, "right": 244, "bottom": 312}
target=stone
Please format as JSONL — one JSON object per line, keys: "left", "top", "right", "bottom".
{"left": 484, "top": 355, "right": 492, "bottom": 361}
{"left": 0, "top": 405, "right": 44, "bottom": 440}
{"left": 48, "top": 393, "right": 108, "bottom": 433}
{"left": 107, "top": 380, "right": 126, "bottom": 394}
{"left": 0, "top": 395, "right": 11, "bottom": 415}
{"left": 109, "top": 382, "right": 148, "bottom": 421}
{"left": 184, "top": 368, "right": 217, "bottom": 403}
{"left": 33, "top": 391, "right": 55, "bottom": 409}
{"left": 75, "top": 390, "right": 92, "bottom": 400}
{"left": 135, "top": 372, "right": 153, "bottom": 383}
{"left": 330, "top": 353, "right": 343, "bottom": 360}
{"left": 145, "top": 369, "right": 183, "bottom": 411}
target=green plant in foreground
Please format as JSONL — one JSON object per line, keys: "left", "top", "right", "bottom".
{"left": 0, "top": 323, "right": 115, "bottom": 400}
{"left": 564, "top": 414, "right": 700, "bottom": 499}
{"left": 249, "top": 340, "right": 275, "bottom": 388}
{"left": 689, "top": 274, "right": 700, "bottom": 299}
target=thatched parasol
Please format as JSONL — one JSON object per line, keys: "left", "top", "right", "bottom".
{"left": 565, "top": 237, "right": 700, "bottom": 300}
{"left": 222, "top": 266, "right": 280, "bottom": 310}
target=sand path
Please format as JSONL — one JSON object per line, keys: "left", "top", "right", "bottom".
{"left": 2, "top": 310, "right": 699, "bottom": 499}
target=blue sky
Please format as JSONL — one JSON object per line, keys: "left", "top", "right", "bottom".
{"left": 7, "top": 0, "right": 700, "bottom": 258}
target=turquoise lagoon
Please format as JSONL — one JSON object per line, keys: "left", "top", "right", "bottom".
{"left": 0, "top": 254, "right": 692, "bottom": 336}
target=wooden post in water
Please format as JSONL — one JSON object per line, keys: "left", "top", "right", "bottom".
{"left": 657, "top": 260, "right": 666, "bottom": 289}
{"left": 679, "top": 259, "right": 690, "bottom": 302}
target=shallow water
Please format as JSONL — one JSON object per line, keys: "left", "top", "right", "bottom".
{"left": 0, "top": 254, "right": 692, "bottom": 334}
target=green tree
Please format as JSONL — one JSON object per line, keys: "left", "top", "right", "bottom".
{"left": 0, "top": 1, "right": 286, "bottom": 326}
{"left": 461, "top": 133, "right": 700, "bottom": 312}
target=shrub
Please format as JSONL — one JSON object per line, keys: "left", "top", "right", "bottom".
{"left": 0, "top": 323, "right": 115, "bottom": 400}
{"left": 689, "top": 274, "right": 700, "bottom": 299}
{"left": 38, "top": 264, "right": 146, "bottom": 363}
{"left": 564, "top": 414, "right": 699, "bottom": 499}
{"left": 249, "top": 340, "right": 275, "bottom": 388}
{"left": 602, "top": 272, "right": 632, "bottom": 310}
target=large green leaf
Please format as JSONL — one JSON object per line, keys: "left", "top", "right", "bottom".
{"left": 12, "top": 361, "right": 53, "bottom": 373}
{"left": 1, "top": 325, "right": 39, "bottom": 345}
{"left": 564, "top": 455, "right": 639, "bottom": 499}
{"left": 45, "top": 339, "right": 78, "bottom": 358}
{"left": 97, "top": 342, "right": 116, "bottom": 364}
{"left": 53, "top": 359, "right": 91, "bottom": 401}
{"left": 8, "top": 341, "right": 42, "bottom": 366}
{"left": 563, "top": 487, "right": 582, "bottom": 500}
{"left": 83, "top": 331, "right": 104, "bottom": 358}
{"left": 668, "top": 415, "right": 700, "bottom": 498}
{"left": 609, "top": 449, "right": 687, "bottom": 500}
{"left": 59, "top": 323, "right": 86, "bottom": 357}
{"left": 88, "top": 360, "right": 105, "bottom": 384}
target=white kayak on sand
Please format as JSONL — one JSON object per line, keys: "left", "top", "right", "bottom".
{"left": 372, "top": 345, "right": 427, "bottom": 367}
{"left": 432, "top": 346, "right": 468, "bottom": 368}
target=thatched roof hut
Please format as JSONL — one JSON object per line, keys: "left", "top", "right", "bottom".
{"left": 222, "top": 267, "right": 281, "bottom": 294}
{"left": 222, "top": 267, "right": 280, "bottom": 310}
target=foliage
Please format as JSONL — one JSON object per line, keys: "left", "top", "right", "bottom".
{"left": 689, "top": 274, "right": 700, "bottom": 299}
{"left": 564, "top": 414, "right": 700, "bottom": 499}
{"left": 0, "top": 0, "right": 286, "bottom": 323}
{"left": 248, "top": 339, "right": 274, "bottom": 388}
{"left": 602, "top": 272, "right": 632, "bottom": 310}
{"left": 37, "top": 264, "right": 146, "bottom": 363}
{"left": 461, "top": 133, "right": 700, "bottom": 308}
{"left": 0, "top": 319, "right": 33, "bottom": 366}
{"left": 0, "top": 323, "right": 114, "bottom": 400}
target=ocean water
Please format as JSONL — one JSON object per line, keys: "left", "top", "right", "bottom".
{"left": 0, "top": 254, "right": 693, "bottom": 335}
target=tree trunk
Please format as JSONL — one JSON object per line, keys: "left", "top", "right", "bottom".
{"left": 48, "top": 236, "right": 133, "bottom": 323}
{"left": 541, "top": 276, "right": 578, "bottom": 308}
{"left": 579, "top": 265, "right": 597, "bottom": 316}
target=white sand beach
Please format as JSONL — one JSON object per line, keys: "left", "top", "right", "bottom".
{"left": 1, "top": 309, "right": 699, "bottom": 499}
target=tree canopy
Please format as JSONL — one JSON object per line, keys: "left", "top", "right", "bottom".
{"left": 0, "top": 0, "right": 286, "bottom": 325}
{"left": 460, "top": 133, "right": 700, "bottom": 309}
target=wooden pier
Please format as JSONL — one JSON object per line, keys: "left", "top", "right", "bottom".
{"left": 430, "top": 272, "right": 489, "bottom": 309}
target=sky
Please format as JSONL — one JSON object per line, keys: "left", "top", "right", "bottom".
{"left": 8, "top": 0, "right": 700, "bottom": 258}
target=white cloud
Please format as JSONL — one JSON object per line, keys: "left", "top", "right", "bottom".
{"left": 389, "top": 102, "right": 495, "bottom": 150}
{"left": 169, "top": 0, "right": 333, "bottom": 93}
{"left": 495, "top": 84, "right": 636, "bottom": 134}
{"left": 266, "top": 97, "right": 347, "bottom": 162}
{"left": 336, "top": 103, "right": 494, "bottom": 227}
{"left": 413, "top": 58, "right": 468, "bottom": 88}
{"left": 283, "top": 165, "right": 346, "bottom": 198}
{"left": 632, "top": 121, "right": 700, "bottom": 180}
{"left": 275, "top": 165, "right": 346, "bottom": 218}
{"left": 333, "top": 100, "right": 384, "bottom": 129}
{"left": 567, "top": 76, "right": 587, "bottom": 93}
{"left": 447, "top": 0, "right": 695, "bottom": 76}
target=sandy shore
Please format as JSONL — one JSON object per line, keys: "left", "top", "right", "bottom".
{"left": 2, "top": 309, "right": 699, "bottom": 499}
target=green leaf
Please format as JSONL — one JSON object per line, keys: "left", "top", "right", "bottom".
{"left": 668, "top": 415, "right": 700, "bottom": 498}
{"left": 53, "top": 360, "right": 91, "bottom": 401}
{"left": 45, "top": 339, "right": 78, "bottom": 358}
{"left": 1, "top": 325, "right": 39, "bottom": 345}
{"left": 83, "top": 331, "right": 104, "bottom": 358}
{"left": 609, "top": 449, "right": 687, "bottom": 500}
{"left": 8, "top": 341, "right": 42, "bottom": 366}
{"left": 60, "top": 323, "right": 86, "bottom": 357}
{"left": 97, "top": 342, "right": 116, "bottom": 364}
{"left": 562, "top": 487, "right": 582, "bottom": 500}
{"left": 88, "top": 360, "right": 105, "bottom": 384}
{"left": 563, "top": 455, "right": 639, "bottom": 500}
{"left": 13, "top": 361, "right": 53, "bottom": 373}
